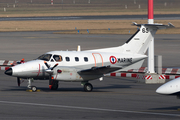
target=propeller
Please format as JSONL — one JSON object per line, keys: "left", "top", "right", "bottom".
{"left": 44, "top": 61, "right": 58, "bottom": 74}
{"left": 44, "top": 61, "right": 50, "bottom": 69}
{"left": 20, "top": 58, "right": 25, "bottom": 63}
{"left": 10, "top": 63, "right": 15, "bottom": 66}
{"left": 44, "top": 61, "right": 59, "bottom": 90}
{"left": 16, "top": 58, "right": 25, "bottom": 64}
{"left": 51, "top": 63, "right": 58, "bottom": 70}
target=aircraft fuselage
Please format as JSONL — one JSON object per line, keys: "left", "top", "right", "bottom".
{"left": 6, "top": 51, "right": 146, "bottom": 81}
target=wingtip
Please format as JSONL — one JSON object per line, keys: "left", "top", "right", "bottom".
{"left": 168, "top": 22, "right": 175, "bottom": 28}
{"left": 132, "top": 22, "right": 137, "bottom": 26}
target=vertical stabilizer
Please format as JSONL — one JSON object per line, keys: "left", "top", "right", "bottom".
{"left": 86, "top": 23, "right": 174, "bottom": 54}
{"left": 121, "top": 24, "right": 156, "bottom": 54}
{"left": 121, "top": 23, "right": 174, "bottom": 55}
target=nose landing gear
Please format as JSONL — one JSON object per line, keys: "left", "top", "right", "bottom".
{"left": 27, "top": 78, "right": 37, "bottom": 92}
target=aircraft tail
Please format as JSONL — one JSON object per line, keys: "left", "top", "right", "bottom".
{"left": 121, "top": 23, "right": 174, "bottom": 55}
{"left": 87, "top": 23, "right": 174, "bottom": 54}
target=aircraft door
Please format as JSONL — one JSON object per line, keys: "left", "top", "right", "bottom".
{"left": 92, "top": 53, "right": 103, "bottom": 67}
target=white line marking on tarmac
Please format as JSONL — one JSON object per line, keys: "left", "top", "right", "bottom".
{"left": 0, "top": 100, "right": 179, "bottom": 117}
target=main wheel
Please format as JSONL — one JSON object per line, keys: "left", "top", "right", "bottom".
{"left": 84, "top": 83, "right": 93, "bottom": 92}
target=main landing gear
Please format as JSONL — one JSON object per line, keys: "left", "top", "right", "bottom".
{"left": 81, "top": 82, "right": 93, "bottom": 92}
{"left": 49, "top": 80, "right": 59, "bottom": 90}
{"left": 49, "top": 80, "right": 93, "bottom": 92}
{"left": 25, "top": 79, "right": 93, "bottom": 92}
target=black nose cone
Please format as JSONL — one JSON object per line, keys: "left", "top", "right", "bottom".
{"left": 5, "top": 68, "right": 12, "bottom": 76}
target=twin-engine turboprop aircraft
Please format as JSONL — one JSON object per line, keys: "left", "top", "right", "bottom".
{"left": 5, "top": 23, "right": 173, "bottom": 92}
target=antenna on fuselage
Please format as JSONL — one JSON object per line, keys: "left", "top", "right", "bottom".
{"left": 77, "top": 45, "right": 81, "bottom": 51}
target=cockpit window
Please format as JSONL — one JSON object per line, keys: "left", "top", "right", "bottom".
{"left": 53, "top": 55, "right": 63, "bottom": 62}
{"left": 37, "top": 54, "right": 52, "bottom": 61}
{"left": 50, "top": 59, "right": 54, "bottom": 62}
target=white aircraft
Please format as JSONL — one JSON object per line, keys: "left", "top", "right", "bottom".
{"left": 156, "top": 77, "right": 180, "bottom": 98}
{"left": 5, "top": 22, "right": 173, "bottom": 92}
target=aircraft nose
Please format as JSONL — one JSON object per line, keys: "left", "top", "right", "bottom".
{"left": 5, "top": 68, "right": 12, "bottom": 76}
{"left": 156, "top": 85, "right": 167, "bottom": 94}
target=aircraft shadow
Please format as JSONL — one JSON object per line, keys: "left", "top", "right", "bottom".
{"left": 149, "top": 106, "right": 180, "bottom": 111}
{"left": 1, "top": 84, "right": 133, "bottom": 92}
{"left": 95, "top": 84, "right": 132, "bottom": 89}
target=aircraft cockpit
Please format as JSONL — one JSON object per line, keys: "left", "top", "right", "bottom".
{"left": 37, "top": 54, "right": 52, "bottom": 61}
{"left": 53, "top": 55, "right": 63, "bottom": 62}
{"left": 37, "top": 54, "right": 63, "bottom": 62}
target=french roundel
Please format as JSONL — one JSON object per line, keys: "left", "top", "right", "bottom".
{"left": 109, "top": 56, "right": 117, "bottom": 64}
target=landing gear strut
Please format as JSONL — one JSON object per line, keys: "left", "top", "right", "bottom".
{"left": 81, "top": 82, "right": 93, "bottom": 92}
{"left": 27, "top": 78, "right": 37, "bottom": 92}
{"left": 49, "top": 80, "right": 59, "bottom": 90}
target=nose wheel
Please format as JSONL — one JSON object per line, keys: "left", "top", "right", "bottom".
{"left": 27, "top": 78, "right": 37, "bottom": 92}
{"left": 31, "top": 86, "right": 37, "bottom": 92}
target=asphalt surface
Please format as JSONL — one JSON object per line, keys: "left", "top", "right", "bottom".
{"left": 0, "top": 32, "right": 180, "bottom": 119}
{"left": 0, "top": 14, "right": 180, "bottom": 21}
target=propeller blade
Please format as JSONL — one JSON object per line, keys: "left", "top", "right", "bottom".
{"left": 17, "top": 77, "right": 20, "bottom": 87}
{"left": 44, "top": 61, "right": 50, "bottom": 69}
{"left": 51, "top": 63, "right": 58, "bottom": 70}
{"left": 20, "top": 58, "right": 25, "bottom": 63}
{"left": 10, "top": 63, "right": 14, "bottom": 66}
{"left": 17, "top": 58, "right": 25, "bottom": 64}
{"left": 44, "top": 62, "right": 58, "bottom": 74}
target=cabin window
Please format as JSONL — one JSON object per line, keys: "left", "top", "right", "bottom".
{"left": 53, "top": 55, "right": 63, "bottom": 62}
{"left": 84, "top": 57, "right": 88, "bottom": 62}
{"left": 66, "top": 57, "right": 70, "bottom": 62}
{"left": 75, "top": 57, "right": 79, "bottom": 62}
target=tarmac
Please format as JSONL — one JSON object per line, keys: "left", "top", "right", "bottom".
{"left": 0, "top": 32, "right": 180, "bottom": 119}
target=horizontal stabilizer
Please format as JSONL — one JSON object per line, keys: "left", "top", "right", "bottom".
{"left": 132, "top": 22, "right": 175, "bottom": 29}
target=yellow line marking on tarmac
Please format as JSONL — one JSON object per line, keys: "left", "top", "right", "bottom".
{"left": 26, "top": 89, "right": 41, "bottom": 92}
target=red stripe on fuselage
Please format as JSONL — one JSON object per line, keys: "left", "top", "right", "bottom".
{"left": 37, "top": 64, "right": 41, "bottom": 77}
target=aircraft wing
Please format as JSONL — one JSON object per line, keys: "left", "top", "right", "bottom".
{"left": 78, "top": 66, "right": 122, "bottom": 75}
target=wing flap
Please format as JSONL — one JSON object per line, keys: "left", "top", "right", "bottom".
{"left": 78, "top": 66, "right": 122, "bottom": 75}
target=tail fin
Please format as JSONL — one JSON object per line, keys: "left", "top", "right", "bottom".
{"left": 87, "top": 23, "right": 174, "bottom": 54}
{"left": 121, "top": 23, "right": 174, "bottom": 54}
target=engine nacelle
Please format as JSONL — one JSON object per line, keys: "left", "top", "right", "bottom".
{"left": 52, "top": 67, "right": 83, "bottom": 81}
